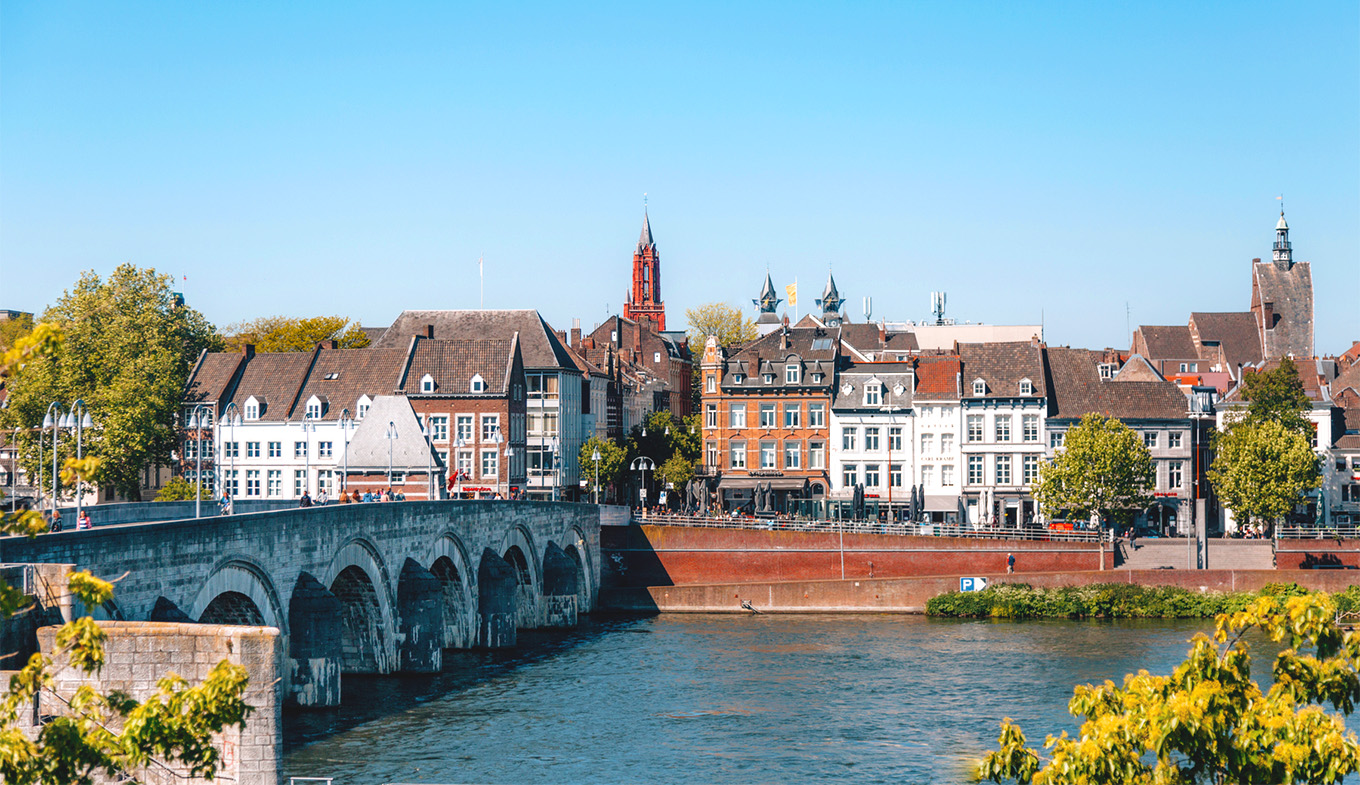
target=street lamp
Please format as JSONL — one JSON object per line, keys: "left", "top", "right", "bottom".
{"left": 223, "top": 402, "right": 241, "bottom": 506}
{"left": 880, "top": 394, "right": 905, "bottom": 520}
{"left": 491, "top": 427, "right": 505, "bottom": 498}
{"left": 339, "top": 408, "right": 354, "bottom": 496}
{"left": 453, "top": 436, "right": 467, "bottom": 498}
{"left": 188, "top": 403, "right": 213, "bottom": 518}
{"left": 631, "top": 456, "right": 655, "bottom": 518}
{"left": 384, "top": 421, "right": 398, "bottom": 489}
{"left": 42, "top": 402, "right": 64, "bottom": 520}
{"left": 591, "top": 448, "right": 602, "bottom": 505}
{"left": 64, "top": 400, "right": 94, "bottom": 525}
{"left": 421, "top": 418, "right": 434, "bottom": 501}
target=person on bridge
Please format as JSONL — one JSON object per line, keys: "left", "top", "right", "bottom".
{"left": 316, "top": 488, "right": 329, "bottom": 505}
{"left": 299, "top": 491, "right": 312, "bottom": 508}
{"left": 218, "top": 492, "right": 233, "bottom": 516}
{"left": 1007, "top": 553, "right": 1015, "bottom": 574}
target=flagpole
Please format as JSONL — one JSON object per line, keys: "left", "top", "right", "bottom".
{"left": 479, "top": 255, "right": 484, "bottom": 309}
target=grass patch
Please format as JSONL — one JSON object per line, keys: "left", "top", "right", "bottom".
{"left": 925, "top": 582, "right": 1360, "bottom": 620}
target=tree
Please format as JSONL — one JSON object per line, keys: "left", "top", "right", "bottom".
{"left": 1209, "top": 419, "right": 1320, "bottom": 530}
{"left": 684, "top": 302, "right": 758, "bottom": 350}
{"left": 977, "top": 591, "right": 1360, "bottom": 784}
{"left": 0, "top": 312, "right": 35, "bottom": 354}
{"left": 222, "top": 315, "right": 371, "bottom": 353}
{"left": 578, "top": 436, "right": 626, "bottom": 502}
{"left": 1034, "top": 413, "right": 1154, "bottom": 527}
{"left": 657, "top": 454, "right": 694, "bottom": 490}
{"left": 0, "top": 265, "right": 222, "bottom": 500}
{"left": 1240, "top": 356, "right": 1312, "bottom": 434}
{"left": 154, "top": 476, "right": 213, "bottom": 501}
{"left": 0, "top": 323, "right": 252, "bottom": 785}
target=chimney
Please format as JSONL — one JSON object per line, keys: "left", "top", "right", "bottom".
{"left": 879, "top": 322, "right": 886, "bottom": 344}
{"left": 425, "top": 324, "right": 435, "bottom": 338}
{"left": 243, "top": 343, "right": 255, "bottom": 360}
{"left": 325, "top": 340, "right": 339, "bottom": 350}
{"left": 1252, "top": 257, "right": 1261, "bottom": 263}
{"left": 1262, "top": 301, "right": 1274, "bottom": 329}
{"left": 570, "top": 326, "right": 581, "bottom": 349}
{"left": 555, "top": 330, "right": 568, "bottom": 348}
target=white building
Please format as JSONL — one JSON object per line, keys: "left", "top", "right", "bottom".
{"left": 958, "top": 341, "right": 1049, "bottom": 526}
{"left": 828, "top": 363, "right": 915, "bottom": 517}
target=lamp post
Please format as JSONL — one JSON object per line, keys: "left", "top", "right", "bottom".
{"left": 188, "top": 403, "right": 212, "bottom": 518}
{"left": 384, "top": 421, "right": 398, "bottom": 490}
{"left": 65, "top": 400, "right": 94, "bottom": 525}
{"left": 302, "top": 412, "right": 319, "bottom": 502}
{"left": 339, "top": 408, "right": 353, "bottom": 495}
{"left": 422, "top": 419, "right": 434, "bottom": 500}
{"left": 453, "top": 437, "right": 467, "bottom": 498}
{"left": 223, "top": 402, "right": 241, "bottom": 505}
{"left": 880, "top": 394, "right": 904, "bottom": 520}
{"left": 631, "top": 456, "right": 655, "bottom": 518}
{"left": 42, "top": 402, "right": 64, "bottom": 520}
{"left": 491, "top": 428, "right": 505, "bottom": 498}
{"left": 592, "top": 448, "right": 601, "bottom": 505}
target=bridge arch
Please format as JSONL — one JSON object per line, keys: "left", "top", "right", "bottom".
{"left": 428, "top": 532, "right": 477, "bottom": 649}
{"left": 323, "top": 537, "right": 397, "bottom": 674}
{"left": 190, "top": 556, "right": 286, "bottom": 632}
{"left": 559, "top": 524, "right": 595, "bottom": 611}
{"left": 500, "top": 524, "right": 540, "bottom": 629}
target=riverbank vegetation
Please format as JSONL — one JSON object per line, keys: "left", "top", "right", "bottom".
{"left": 926, "top": 581, "right": 1360, "bottom": 620}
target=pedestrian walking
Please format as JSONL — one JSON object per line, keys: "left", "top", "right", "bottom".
{"left": 1007, "top": 552, "right": 1015, "bottom": 574}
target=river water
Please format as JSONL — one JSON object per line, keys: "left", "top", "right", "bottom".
{"left": 280, "top": 614, "right": 1249, "bottom": 784}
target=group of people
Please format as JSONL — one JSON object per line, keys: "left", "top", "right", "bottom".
{"left": 42, "top": 506, "right": 92, "bottom": 532}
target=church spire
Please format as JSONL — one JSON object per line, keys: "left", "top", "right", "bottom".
{"left": 638, "top": 207, "right": 655, "bottom": 252}
{"left": 754, "top": 272, "right": 782, "bottom": 314}
{"left": 1273, "top": 208, "right": 1292, "bottom": 269}
{"left": 623, "top": 204, "right": 665, "bottom": 331}
{"left": 816, "top": 271, "right": 844, "bottom": 326}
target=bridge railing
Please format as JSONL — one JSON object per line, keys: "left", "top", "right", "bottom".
{"left": 635, "top": 513, "right": 1106, "bottom": 542}
{"left": 1277, "top": 526, "right": 1360, "bottom": 540}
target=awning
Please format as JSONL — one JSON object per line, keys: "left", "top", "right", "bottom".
{"left": 923, "top": 494, "right": 961, "bottom": 512}
{"left": 717, "top": 477, "right": 811, "bottom": 491}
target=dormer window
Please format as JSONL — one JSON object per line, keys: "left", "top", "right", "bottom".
{"left": 654, "top": 352, "right": 661, "bottom": 364}
{"left": 420, "top": 373, "right": 435, "bottom": 393}
{"left": 864, "top": 383, "right": 882, "bottom": 406}
{"left": 733, "top": 373, "right": 745, "bottom": 384}
{"left": 305, "top": 395, "right": 324, "bottom": 420}
{"left": 357, "top": 395, "right": 372, "bottom": 419}
{"left": 763, "top": 373, "right": 774, "bottom": 384}
{"left": 244, "top": 396, "right": 261, "bottom": 421}
{"left": 785, "top": 364, "right": 801, "bottom": 384}
{"left": 972, "top": 379, "right": 987, "bottom": 397}
{"left": 1098, "top": 364, "right": 1114, "bottom": 380}
{"left": 812, "top": 373, "right": 824, "bottom": 384}
{"left": 1019, "top": 378, "right": 1033, "bottom": 395}
{"left": 470, "top": 373, "right": 486, "bottom": 393}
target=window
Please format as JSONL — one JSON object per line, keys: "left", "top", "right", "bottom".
{"left": 470, "top": 374, "right": 485, "bottom": 393}
{"left": 246, "top": 441, "right": 261, "bottom": 458}
{"left": 889, "top": 427, "right": 903, "bottom": 451}
{"left": 706, "top": 442, "right": 718, "bottom": 467}
{"left": 1168, "top": 460, "right": 1184, "bottom": 489}
{"left": 811, "top": 373, "right": 824, "bottom": 384}
{"left": 920, "top": 433, "right": 934, "bottom": 455}
{"left": 705, "top": 404, "right": 717, "bottom": 429}
{"left": 706, "top": 375, "right": 716, "bottom": 393}
{"left": 995, "top": 416, "right": 1011, "bottom": 442}
{"left": 759, "top": 404, "right": 776, "bottom": 429}
{"left": 941, "top": 433, "right": 955, "bottom": 454}
{"left": 1098, "top": 364, "right": 1114, "bottom": 380}
{"left": 733, "top": 374, "right": 745, "bottom": 384}
{"left": 1144, "top": 432, "right": 1158, "bottom": 449}
{"left": 729, "top": 405, "right": 747, "bottom": 429}
{"left": 808, "top": 403, "right": 825, "bottom": 428}
{"left": 318, "top": 441, "right": 333, "bottom": 459}
{"left": 809, "top": 441, "right": 826, "bottom": 469}
{"left": 482, "top": 414, "right": 501, "bottom": 442}
{"left": 760, "top": 441, "right": 777, "bottom": 469}
{"left": 306, "top": 399, "right": 322, "bottom": 419}
{"left": 730, "top": 441, "right": 747, "bottom": 469}
{"left": 864, "top": 464, "right": 881, "bottom": 487}
{"left": 223, "top": 441, "right": 239, "bottom": 459}
{"left": 268, "top": 442, "right": 282, "bottom": 458}
{"left": 455, "top": 415, "right": 474, "bottom": 443}
{"left": 842, "top": 427, "right": 858, "bottom": 451}
{"left": 1179, "top": 362, "right": 1198, "bottom": 373}
{"left": 246, "top": 470, "right": 260, "bottom": 496}
{"left": 1022, "top": 415, "right": 1039, "bottom": 443}
{"left": 436, "top": 449, "right": 448, "bottom": 468}
{"left": 972, "top": 379, "right": 986, "bottom": 396}
{"left": 967, "top": 415, "right": 984, "bottom": 442}
{"left": 481, "top": 449, "right": 499, "bottom": 478}
{"left": 421, "top": 374, "right": 435, "bottom": 393}
{"left": 1050, "top": 432, "right": 1066, "bottom": 449}
{"left": 528, "top": 447, "right": 554, "bottom": 476}
{"left": 921, "top": 465, "right": 934, "bottom": 487}
{"left": 245, "top": 400, "right": 260, "bottom": 420}
{"left": 864, "top": 427, "right": 880, "bottom": 451}
{"left": 842, "top": 464, "right": 858, "bottom": 487}
{"left": 428, "top": 416, "right": 448, "bottom": 441}
{"left": 357, "top": 396, "right": 371, "bottom": 418}
{"left": 294, "top": 441, "right": 308, "bottom": 459}
{"left": 763, "top": 373, "right": 774, "bottom": 385}
{"left": 294, "top": 470, "right": 306, "bottom": 497}
{"left": 455, "top": 450, "right": 473, "bottom": 479}
{"left": 527, "top": 373, "right": 559, "bottom": 400}
{"left": 996, "top": 455, "right": 1011, "bottom": 485}
{"left": 783, "top": 403, "right": 801, "bottom": 428}
{"left": 942, "top": 464, "right": 955, "bottom": 487}
{"left": 267, "top": 470, "right": 282, "bottom": 497}
{"left": 528, "top": 412, "right": 558, "bottom": 436}
{"left": 1169, "top": 432, "right": 1183, "bottom": 449}
{"left": 864, "top": 383, "right": 882, "bottom": 406}
{"left": 889, "top": 463, "right": 903, "bottom": 488}
{"left": 1019, "top": 378, "right": 1033, "bottom": 395}
{"left": 1023, "top": 455, "right": 1039, "bottom": 485}
{"left": 967, "top": 455, "right": 984, "bottom": 485}
{"left": 786, "top": 364, "right": 801, "bottom": 384}
{"left": 654, "top": 352, "right": 661, "bottom": 364}
{"left": 783, "top": 441, "right": 801, "bottom": 469}
{"left": 318, "top": 470, "right": 334, "bottom": 496}
{"left": 224, "top": 470, "right": 239, "bottom": 497}
{"left": 390, "top": 471, "right": 406, "bottom": 485}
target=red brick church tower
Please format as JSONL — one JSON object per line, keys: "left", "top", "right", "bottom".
{"left": 623, "top": 209, "right": 666, "bottom": 331}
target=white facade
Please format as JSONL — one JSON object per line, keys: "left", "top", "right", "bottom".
{"left": 914, "top": 401, "right": 962, "bottom": 502}
{"left": 960, "top": 396, "right": 1047, "bottom": 525}
{"left": 828, "top": 369, "right": 916, "bottom": 508}
{"left": 211, "top": 416, "right": 359, "bottom": 502}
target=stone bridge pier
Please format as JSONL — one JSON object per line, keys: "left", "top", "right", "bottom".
{"left": 0, "top": 500, "right": 606, "bottom": 708}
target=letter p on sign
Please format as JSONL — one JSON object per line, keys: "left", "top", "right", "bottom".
{"left": 960, "top": 577, "right": 988, "bottom": 592}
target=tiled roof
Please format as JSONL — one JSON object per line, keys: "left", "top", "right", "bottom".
{"left": 1336, "top": 409, "right": 1360, "bottom": 450}
{"left": 374, "top": 310, "right": 578, "bottom": 372}
{"left": 1253, "top": 260, "right": 1315, "bottom": 358}
{"left": 400, "top": 337, "right": 519, "bottom": 395}
{"left": 1220, "top": 357, "right": 1338, "bottom": 405}
{"left": 832, "top": 363, "right": 914, "bottom": 409}
{"left": 1137, "top": 325, "right": 1197, "bottom": 359}
{"left": 290, "top": 347, "right": 408, "bottom": 420}
{"left": 1046, "top": 347, "right": 1189, "bottom": 421}
{"left": 958, "top": 342, "right": 1047, "bottom": 399}
{"left": 1190, "top": 312, "right": 1262, "bottom": 372}
{"left": 838, "top": 324, "right": 919, "bottom": 357}
{"left": 722, "top": 326, "right": 838, "bottom": 391}
{"left": 185, "top": 352, "right": 245, "bottom": 404}
{"left": 1333, "top": 361, "right": 1360, "bottom": 402}
{"left": 1340, "top": 341, "right": 1360, "bottom": 370}
{"left": 221, "top": 353, "right": 315, "bottom": 422}
{"left": 912, "top": 356, "right": 960, "bottom": 400}
{"left": 341, "top": 395, "right": 439, "bottom": 471}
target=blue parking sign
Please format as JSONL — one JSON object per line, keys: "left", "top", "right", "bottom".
{"left": 960, "top": 577, "right": 988, "bottom": 592}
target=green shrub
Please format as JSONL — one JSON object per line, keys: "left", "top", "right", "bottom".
{"left": 927, "top": 582, "right": 1317, "bottom": 620}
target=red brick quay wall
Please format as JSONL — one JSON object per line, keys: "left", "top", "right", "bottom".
{"left": 1275, "top": 539, "right": 1360, "bottom": 570}
{"left": 602, "top": 569, "right": 1360, "bottom": 615}
{"left": 602, "top": 524, "right": 1106, "bottom": 587}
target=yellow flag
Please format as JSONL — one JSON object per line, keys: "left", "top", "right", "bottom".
{"left": 785, "top": 283, "right": 797, "bottom": 305}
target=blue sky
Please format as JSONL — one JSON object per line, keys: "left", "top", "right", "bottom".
{"left": 3, "top": 2, "right": 1357, "bottom": 352}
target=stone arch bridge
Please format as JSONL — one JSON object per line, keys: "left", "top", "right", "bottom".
{"left": 0, "top": 501, "right": 602, "bottom": 707}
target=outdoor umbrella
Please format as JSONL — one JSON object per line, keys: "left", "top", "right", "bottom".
{"left": 957, "top": 495, "right": 969, "bottom": 525}
{"left": 908, "top": 484, "right": 918, "bottom": 523}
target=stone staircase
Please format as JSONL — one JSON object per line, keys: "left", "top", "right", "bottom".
{"left": 1114, "top": 538, "right": 1275, "bottom": 570}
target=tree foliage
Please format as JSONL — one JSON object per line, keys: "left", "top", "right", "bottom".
{"left": 0, "top": 265, "right": 222, "bottom": 500}
{"left": 222, "top": 315, "right": 371, "bottom": 353}
{"left": 0, "top": 323, "right": 252, "bottom": 785}
{"left": 578, "top": 436, "right": 626, "bottom": 501}
{"left": 978, "top": 592, "right": 1360, "bottom": 784}
{"left": 1240, "top": 356, "right": 1313, "bottom": 435}
{"left": 1034, "top": 413, "right": 1154, "bottom": 526}
{"left": 0, "top": 312, "right": 35, "bottom": 354}
{"left": 153, "top": 476, "right": 213, "bottom": 501}
{"left": 684, "top": 302, "right": 758, "bottom": 350}
{"left": 657, "top": 455, "right": 694, "bottom": 489}
{"left": 1209, "top": 419, "right": 1320, "bottom": 529}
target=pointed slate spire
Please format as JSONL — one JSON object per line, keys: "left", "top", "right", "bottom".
{"left": 816, "top": 271, "right": 843, "bottom": 316}
{"left": 753, "top": 272, "right": 782, "bottom": 314}
{"left": 637, "top": 209, "right": 655, "bottom": 252}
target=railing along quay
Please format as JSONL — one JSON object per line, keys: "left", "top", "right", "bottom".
{"left": 1277, "top": 526, "right": 1360, "bottom": 540}
{"left": 635, "top": 513, "right": 1107, "bottom": 542}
